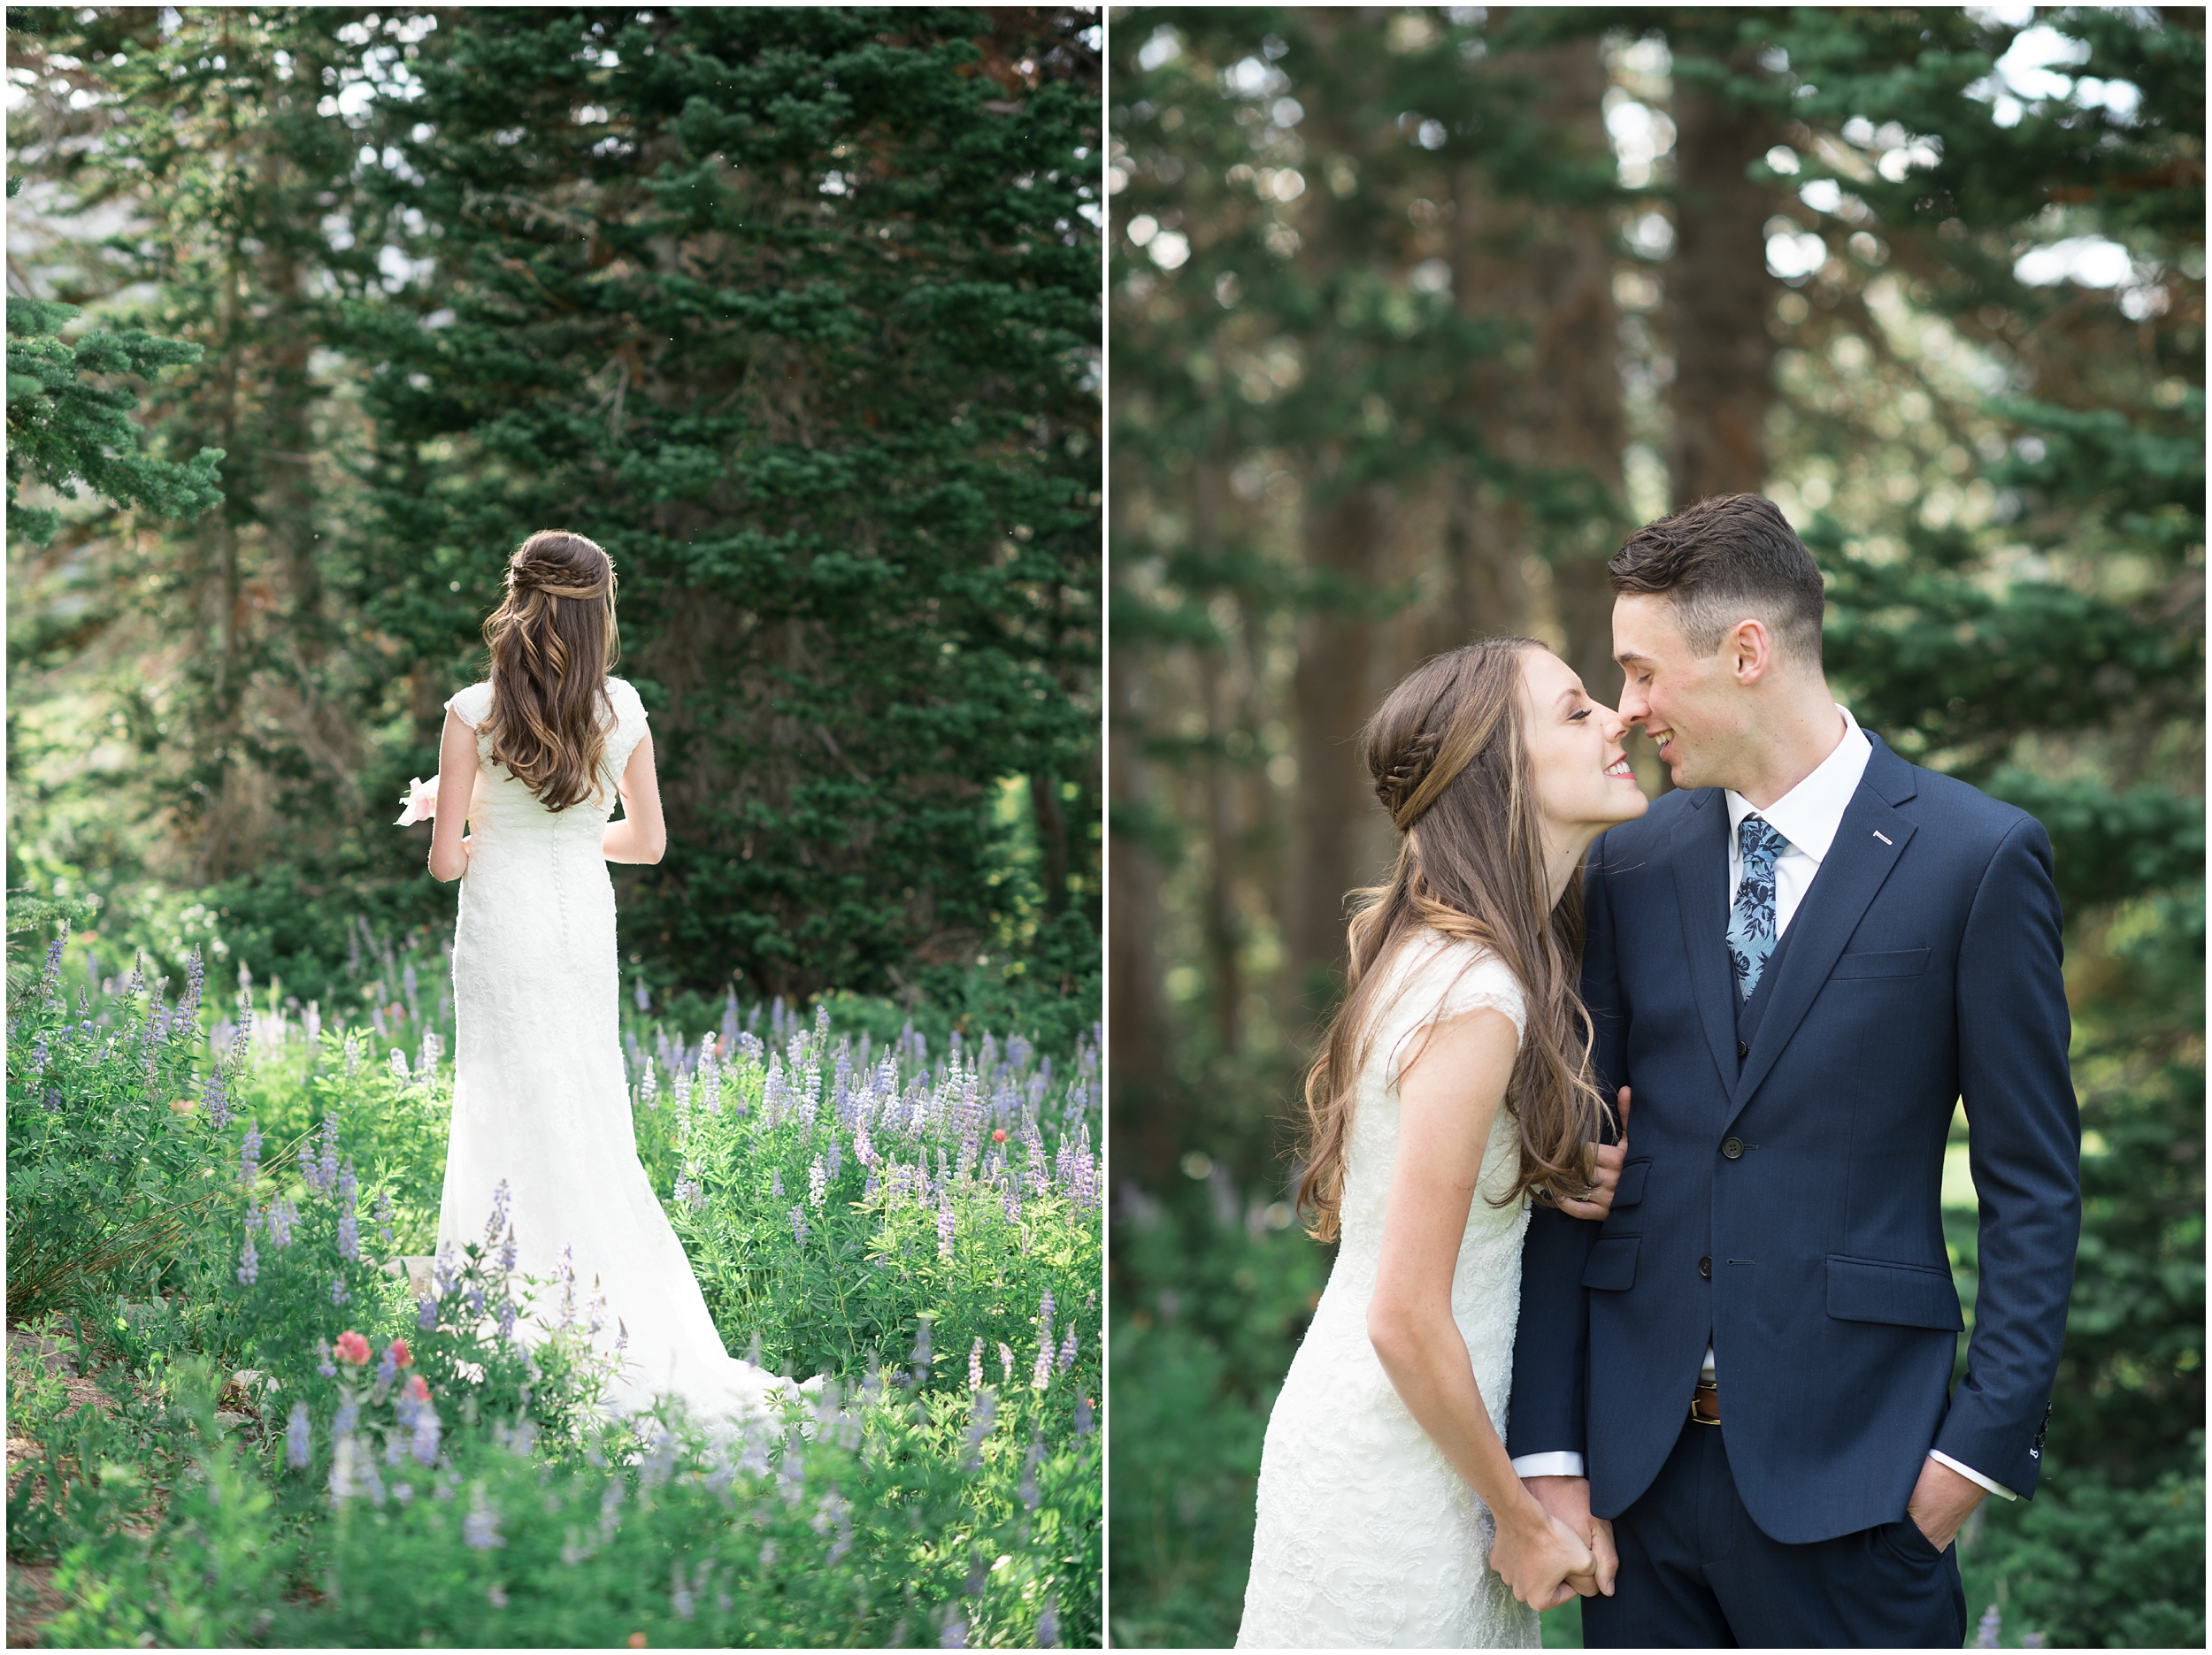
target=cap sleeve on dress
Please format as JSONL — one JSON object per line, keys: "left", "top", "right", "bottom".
{"left": 1381, "top": 937, "right": 1529, "bottom": 1091}
{"left": 603, "top": 678, "right": 649, "bottom": 778}
{"left": 445, "top": 682, "right": 495, "bottom": 731}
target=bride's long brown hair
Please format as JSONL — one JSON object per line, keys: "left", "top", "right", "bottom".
{"left": 481, "top": 530, "right": 622, "bottom": 812}
{"left": 1294, "top": 639, "right": 1610, "bottom": 1241}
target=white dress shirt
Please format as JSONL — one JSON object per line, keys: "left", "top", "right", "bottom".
{"left": 1513, "top": 705, "right": 2016, "bottom": 1500}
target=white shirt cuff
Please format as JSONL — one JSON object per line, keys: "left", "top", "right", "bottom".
{"left": 1511, "top": 1452, "right": 1586, "bottom": 1480}
{"left": 1929, "top": 1450, "right": 2018, "bottom": 1500}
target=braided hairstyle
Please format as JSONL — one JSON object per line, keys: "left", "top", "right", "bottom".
{"left": 480, "top": 530, "right": 622, "bottom": 812}
{"left": 1294, "top": 638, "right": 1610, "bottom": 1240}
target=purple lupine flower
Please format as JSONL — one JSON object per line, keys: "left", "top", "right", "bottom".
{"left": 418, "top": 1297, "right": 437, "bottom": 1332}
{"left": 316, "top": 1337, "right": 337, "bottom": 1378}
{"left": 40, "top": 923, "right": 68, "bottom": 993}
{"left": 997, "top": 1342, "right": 1014, "bottom": 1385}
{"left": 336, "top": 1172, "right": 360, "bottom": 1262}
{"left": 960, "top": 1386, "right": 996, "bottom": 1470}
{"left": 240, "top": 1119, "right": 262, "bottom": 1191}
{"left": 1037, "top": 1291, "right": 1056, "bottom": 1358}
{"left": 1975, "top": 1605, "right": 2001, "bottom": 1649}
{"left": 968, "top": 1338, "right": 984, "bottom": 1391}
{"left": 497, "top": 1294, "right": 517, "bottom": 1343}
{"left": 318, "top": 1116, "right": 340, "bottom": 1191}
{"left": 789, "top": 1205, "right": 809, "bottom": 1248}
{"left": 1058, "top": 1328, "right": 1079, "bottom": 1373}
{"left": 201, "top": 1068, "right": 230, "bottom": 1130}
{"left": 855, "top": 1122, "right": 876, "bottom": 1168}
{"left": 269, "top": 1198, "right": 296, "bottom": 1246}
{"left": 1003, "top": 1184, "right": 1021, "bottom": 1224}
{"left": 374, "top": 1342, "right": 400, "bottom": 1393}
{"left": 411, "top": 1396, "right": 442, "bottom": 1467}
{"left": 640, "top": 1061, "right": 658, "bottom": 1109}
{"left": 464, "top": 1483, "right": 505, "bottom": 1548}
{"left": 331, "top": 1274, "right": 350, "bottom": 1306}
{"left": 809, "top": 1156, "right": 827, "bottom": 1208}
{"left": 940, "top": 1610, "right": 969, "bottom": 1649}
{"left": 1019, "top": 1438, "right": 1042, "bottom": 1510}
{"left": 237, "top": 1232, "right": 259, "bottom": 1286}
{"left": 388, "top": 1046, "right": 410, "bottom": 1085}
{"left": 936, "top": 1203, "right": 956, "bottom": 1261}
{"left": 373, "top": 1189, "right": 395, "bottom": 1249}
{"left": 434, "top": 1242, "right": 460, "bottom": 1295}
{"left": 1032, "top": 1342, "right": 1052, "bottom": 1392}
{"left": 41, "top": 1087, "right": 60, "bottom": 1112}
{"left": 342, "top": 1031, "right": 361, "bottom": 1077}
{"left": 1038, "top": 1596, "right": 1059, "bottom": 1648}
{"left": 910, "top": 1317, "right": 933, "bottom": 1386}
{"left": 286, "top": 1402, "right": 312, "bottom": 1469}
{"left": 771, "top": 1168, "right": 786, "bottom": 1200}
{"left": 485, "top": 1179, "right": 511, "bottom": 1243}
{"left": 1075, "top": 1393, "right": 1094, "bottom": 1436}
{"left": 826, "top": 1135, "right": 841, "bottom": 1183}
{"left": 496, "top": 1224, "right": 516, "bottom": 1275}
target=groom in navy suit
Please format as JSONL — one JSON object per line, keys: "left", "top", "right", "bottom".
{"left": 1506, "top": 494, "right": 2080, "bottom": 1645}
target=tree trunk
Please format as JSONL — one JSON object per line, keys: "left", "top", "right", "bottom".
{"left": 1450, "top": 33, "right": 1627, "bottom": 702}
{"left": 1663, "top": 68, "right": 1777, "bottom": 503}
{"left": 1285, "top": 479, "right": 1387, "bottom": 1025}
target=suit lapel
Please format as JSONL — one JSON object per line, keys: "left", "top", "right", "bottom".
{"left": 1668, "top": 789, "right": 1741, "bottom": 1093}
{"left": 1727, "top": 739, "right": 1920, "bottom": 1118}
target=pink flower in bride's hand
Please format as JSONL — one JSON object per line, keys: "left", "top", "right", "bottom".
{"left": 394, "top": 775, "right": 439, "bottom": 826}
{"left": 334, "top": 1329, "right": 372, "bottom": 1366}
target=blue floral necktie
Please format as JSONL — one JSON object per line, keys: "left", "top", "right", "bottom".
{"left": 1728, "top": 816, "right": 1788, "bottom": 1000}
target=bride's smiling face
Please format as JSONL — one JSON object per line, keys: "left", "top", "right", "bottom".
{"left": 1519, "top": 647, "right": 1648, "bottom": 839}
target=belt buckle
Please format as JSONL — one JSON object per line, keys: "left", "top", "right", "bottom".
{"left": 1689, "top": 1380, "right": 1721, "bottom": 1426}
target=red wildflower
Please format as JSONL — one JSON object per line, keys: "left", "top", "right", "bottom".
{"left": 388, "top": 1337, "right": 412, "bottom": 1368}
{"left": 334, "top": 1329, "right": 371, "bottom": 1366}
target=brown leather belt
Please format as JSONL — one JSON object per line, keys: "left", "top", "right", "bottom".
{"left": 1690, "top": 1378, "right": 1721, "bottom": 1426}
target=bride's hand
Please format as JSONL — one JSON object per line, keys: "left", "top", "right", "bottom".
{"left": 1487, "top": 1505, "right": 1597, "bottom": 1612}
{"left": 1555, "top": 1085, "right": 1632, "bottom": 1221}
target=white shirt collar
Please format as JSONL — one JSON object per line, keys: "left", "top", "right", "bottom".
{"left": 1724, "top": 704, "right": 1874, "bottom": 865}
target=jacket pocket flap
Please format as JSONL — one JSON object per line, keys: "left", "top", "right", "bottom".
{"left": 1611, "top": 1158, "right": 1651, "bottom": 1210}
{"left": 1826, "top": 1253, "right": 1963, "bottom": 1330}
{"left": 1831, "top": 947, "right": 1932, "bottom": 979}
{"left": 1582, "top": 1236, "right": 1640, "bottom": 1292}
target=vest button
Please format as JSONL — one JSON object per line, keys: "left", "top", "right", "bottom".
{"left": 1721, "top": 1137, "right": 1745, "bottom": 1160}
{"left": 1699, "top": 1255, "right": 1712, "bottom": 1279}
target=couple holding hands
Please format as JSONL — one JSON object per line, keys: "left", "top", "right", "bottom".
{"left": 1236, "top": 494, "right": 2079, "bottom": 1648}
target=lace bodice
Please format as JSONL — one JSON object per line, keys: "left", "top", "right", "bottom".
{"left": 445, "top": 677, "right": 649, "bottom": 850}
{"left": 1238, "top": 930, "right": 1540, "bottom": 1648}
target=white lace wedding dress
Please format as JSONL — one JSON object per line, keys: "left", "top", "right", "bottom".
{"left": 1238, "top": 930, "right": 1541, "bottom": 1648}
{"left": 435, "top": 676, "right": 783, "bottom": 1422}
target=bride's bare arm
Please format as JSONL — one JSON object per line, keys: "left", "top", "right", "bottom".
{"left": 603, "top": 728, "right": 666, "bottom": 865}
{"left": 1368, "top": 1008, "right": 1596, "bottom": 1612}
{"left": 427, "top": 708, "right": 480, "bottom": 883}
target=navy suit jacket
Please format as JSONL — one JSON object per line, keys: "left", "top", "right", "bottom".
{"left": 1505, "top": 734, "right": 2081, "bottom": 1544}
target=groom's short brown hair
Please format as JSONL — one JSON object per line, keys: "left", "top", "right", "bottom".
{"left": 1608, "top": 494, "right": 1827, "bottom": 666}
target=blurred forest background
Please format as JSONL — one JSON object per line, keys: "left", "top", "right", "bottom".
{"left": 1107, "top": 6, "right": 2201, "bottom": 1648}
{"left": 7, "top": 6, "right": 1102, "bottom": 1043}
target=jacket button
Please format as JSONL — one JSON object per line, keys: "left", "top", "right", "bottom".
{"left": 1737, "top": 1039, "right": 1749, "bottom": 1061}
{"left": 1721, "top": 1137, "right": 1744, "bottom": 1160}
{"left": 1698, "top": 1255, "right": 1712, "bottom": 1279}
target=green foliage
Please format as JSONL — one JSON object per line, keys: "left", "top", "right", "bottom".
{"left": 6, "top": 910, "right": 1102, "bottom": 1645}
{"left": 1107, "top": 1178, "right": 1328, "bottom": 1648}
{"left": 1959, "top": 1462, "right": 2206, "bottom": 1649}
{"left": 6, "top": 6, "right": 1101, "bottom": 1010}
{"left": 4, "top": 290, "right": 224, "bottom": 548}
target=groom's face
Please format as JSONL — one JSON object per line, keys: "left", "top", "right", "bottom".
{"left": 1612, "top": 592, "right": 1747, "bottom": 792}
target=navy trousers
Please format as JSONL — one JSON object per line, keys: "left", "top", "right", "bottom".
{"left": 1583, "top": 1414, "right": 1968, "bottom": 1648}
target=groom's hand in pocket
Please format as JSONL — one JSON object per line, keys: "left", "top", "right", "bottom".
{"left": 1525, "top": 1475, "right": 1618, "bottom": 1597}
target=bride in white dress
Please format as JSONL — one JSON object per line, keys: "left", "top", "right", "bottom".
{"left": 1237, "top": 639, "right": 1647, "bottom": 1647}
{"left": 421, "top": 529, "right": 784, "bottom": 1422}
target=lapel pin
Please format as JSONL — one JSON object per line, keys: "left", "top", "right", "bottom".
{"left": 1872, "top": 831, "right": 1892, "bottom": 845}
